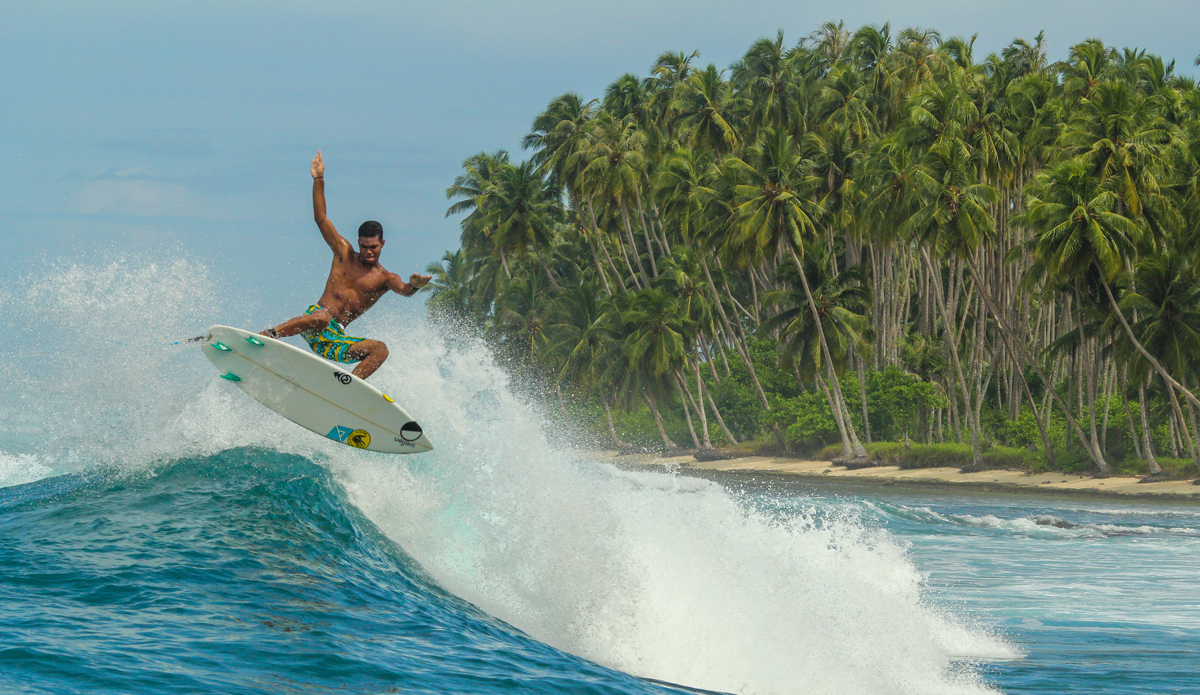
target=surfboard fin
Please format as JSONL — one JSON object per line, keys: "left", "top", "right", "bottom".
{"left": 245, "top": 336, "right": 265, "bottom": 346}
{"left": 213, "top": 342, "right": 232, "bottom": 352}
{"left": 219, "top": 372, "right": 242, "bottom": 382}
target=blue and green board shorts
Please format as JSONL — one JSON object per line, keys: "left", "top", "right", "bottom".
{"left": 300, "top": 305, "right": 367, "bottom": 364}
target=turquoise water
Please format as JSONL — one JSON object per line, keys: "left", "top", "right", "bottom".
{"left": 2, "top": 259, "right": 1196, "bottom": 694}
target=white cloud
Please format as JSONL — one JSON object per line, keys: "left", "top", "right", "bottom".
{"left": 71, "top": 179, "right": 201, "bottom": 217}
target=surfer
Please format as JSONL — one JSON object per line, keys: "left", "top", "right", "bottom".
{"left": 261, "top": 151, "right": 431, "bottom": 379}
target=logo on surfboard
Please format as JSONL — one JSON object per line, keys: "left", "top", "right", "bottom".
{"left": 333, "top": 371, "right": 352, "bottom": 385}
{"left": 327, "top": 425, "right": 370, "bottom": 448}
{"left": 399, "top": 421, "right": 423, "bottom": 442}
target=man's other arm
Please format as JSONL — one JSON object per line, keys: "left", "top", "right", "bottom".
{"left": 311, "top": 151, "right": 350, "bottom": 256}
{"left": 388, "top": 273, "right": 432, "bottom": 297}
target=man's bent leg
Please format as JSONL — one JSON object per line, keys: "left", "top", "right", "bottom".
{"left": 348, "top": 340, "right": 388, "bottom": 379}
{"left": 262, "top": 309, "right": 332, "bottom": 338}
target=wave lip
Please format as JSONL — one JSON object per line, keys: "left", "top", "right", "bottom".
{"left": 0, "top": 452, "right": 52, "bottom": 488}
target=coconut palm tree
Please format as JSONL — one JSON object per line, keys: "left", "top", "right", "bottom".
{"left": 486, "top": 160, "right": 563, "bottom": 288}
{"left": 729, "top": 127, "right": 868, "bottom": 457}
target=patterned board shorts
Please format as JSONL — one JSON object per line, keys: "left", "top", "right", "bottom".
{"left": 300, "top": 305, "right": 368, "bottom": 364}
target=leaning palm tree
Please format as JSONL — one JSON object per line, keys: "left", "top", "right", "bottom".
{"left": 762, "top": 249, "right": 870, "bottom": 452}
{"left": 1026, "top": 159, "right": 1200, "bottom": 414}
{"left": 729, "top": 127, "right": 868, "bottom": 458}
{"left": 1120, "top": 253, "right": 1200, "bottom": 473}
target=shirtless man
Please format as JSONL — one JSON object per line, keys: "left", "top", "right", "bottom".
{"left": 261, "top": 151, "right": 431, "bottom": 379}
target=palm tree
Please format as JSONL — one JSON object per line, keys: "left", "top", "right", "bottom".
{"left": 621, "top": 288, "right": 692, "bottom": 449}
{"left": 486, "top": 160, "right": 563, "bottom": 288}
{"left": 603, "top": 73, "right": 651, "bottom": 125}
{"left": 731, "top": 30, "right": 802, "bottom": 138}
{"left": 901, "top": 139, "right": 997, "bottom": 467}
{"left": 574, "top": 112, "right": 656, "bottom": 282}
{"left": 445, "top": 150, "right": 511, "bottom": 269}
{"left": 1121, "top": 253, "right": 1200, "bottom": 471}
{"left": 1058, "top": 38, "right": 1116, "bottom": 101}
{"left": 424, "top": 249, "right": 480, "bottom": 325}
{"left": 1026, "top": 158, "right": 1200, "bottom": 412}
{"left": 730, "top": 127, "right": 867, "bottom": 458}
{"left": 674, "top": 64, "right": 739, "bottom": 158}
{"left": 762, "top": 250, "right": 870, "bottom": 451}
{"left": 524, "top": 93, "right": 597, "bottom": 191}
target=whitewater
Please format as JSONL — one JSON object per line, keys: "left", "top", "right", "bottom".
{"left": 2, "top": 257, "right": 1197, "bottom": 695}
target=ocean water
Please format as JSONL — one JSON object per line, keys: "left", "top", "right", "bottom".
{"left": 1, "top": 258, "right": 1197, "bottom": 694}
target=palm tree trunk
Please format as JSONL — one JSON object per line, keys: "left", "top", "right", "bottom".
{"left": 856, "top": 355, "right": 872, "bottom": 444}
{"left": 618, "top": 201, "right": 651, "bottom": 286}
{"left": 962, "top": 255, "right": 1112, "bottom": 474}
{"left": 1184, "top": 373, "right": 1200, "bottom": 474}
{"left": 922, "top": 247, "right": 982, "bottom": 467}
{"left": 1074, "top": 288, "right": 1103, "bottom": 459}
{"left": 1165, "top": 376, "right": 1198, "bottom": 466}
{"left": 1100, "top": 360, "right": 1113, "bottom": 453}
{"left": 677, "top": 370, "right": 711, "bottom": 449}
{"left": 632, "top": 186, "right": 660, "bottom": 276}
{"left": 586, "top": 198, "right": 627, "bottom": 291}
{"left": 701, "top": 340, "right": 722, "bottom": 384}
{"left": 602, "top": 396, "right": 632, "bottom": 449}
{"left": 644, "top": 392, "right": 677, "bottom": 450}
{"left": 533, "top": 246, "right": 561, "bottom": 289}
{"left": 701, "top": 377, "right": 738, "bottom": 445}
{"left": 649, "top": 201, "right": 672, "bottom": 256}
{"left": 700, "top": 257, "right": 771, "bottom": 410}
{"left": 583, "top": 229, "right": 613, "bottom": 296}
{"left": 498, "top": 248, "right": 512, "bottom": 278}
{"left": 787, "top": 244, "right": 866, "bottom": 458}
{"left": 815, "top": 371, "right": 854, "bottom": 458}
{"left": 674, "top": 378, "right": 702, "bottom": 449}
{"left": 688, "top": 358, "right": 713, "bottom": 449}
{"left": 1118, "top": 367, "right": 1144, "bottom": 460}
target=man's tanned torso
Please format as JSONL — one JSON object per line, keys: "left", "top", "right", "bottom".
{"left": 318, "top": 253, "right": 398, "bottom": 327}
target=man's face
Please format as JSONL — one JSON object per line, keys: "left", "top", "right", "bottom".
{"left": 358, "top": 237, "right": 384, "bottom": 264}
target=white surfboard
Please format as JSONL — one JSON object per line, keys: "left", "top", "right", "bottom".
{"left": 200, "top": 325, "right": 432, "bottom": 454}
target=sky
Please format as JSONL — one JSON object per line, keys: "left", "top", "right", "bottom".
{"left": 2, "top": 0, "right": 1197, "bottom": 316}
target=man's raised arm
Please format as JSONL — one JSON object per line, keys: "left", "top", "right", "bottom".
{"left": 311, "top": 150, "right": 350, "bottom": 255}
{"left": 388, "top": 273, "right": 432, "bottom": 297}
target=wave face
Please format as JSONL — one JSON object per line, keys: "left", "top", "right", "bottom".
{"left": 0, "top": 258, "right": 1009, "bottom": 695}
{"left": 0, "top": 452, "right": 671, "bottom": 695}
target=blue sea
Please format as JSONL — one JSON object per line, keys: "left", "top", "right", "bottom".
{"left": 2, "top": 261, "right": 1197, "bottom": 694}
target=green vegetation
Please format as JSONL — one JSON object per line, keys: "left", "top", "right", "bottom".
{"left": 429, "top": 22, "right": 1200, "bottom": 478}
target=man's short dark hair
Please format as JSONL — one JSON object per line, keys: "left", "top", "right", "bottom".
{"left": 359, "top": 221, "right": 383, "bottom": 238}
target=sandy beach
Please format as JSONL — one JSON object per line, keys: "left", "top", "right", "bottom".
{"left": 605, "top": 451, "right": 1200, "bottom": 502}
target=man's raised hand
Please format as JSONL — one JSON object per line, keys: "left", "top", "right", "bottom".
{"left": 312, "top": 150, "right": 324, "bottom": 179}
{"left": 409, "top": 273, "right": 432, "bottom": 290}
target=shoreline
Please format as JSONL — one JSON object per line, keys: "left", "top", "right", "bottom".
{"left": 600, "top": 451, "right": 1200, "bottom": 503}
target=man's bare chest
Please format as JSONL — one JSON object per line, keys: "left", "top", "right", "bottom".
{"left": 330, "top": 263, "right": 389, "bottom": 295}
